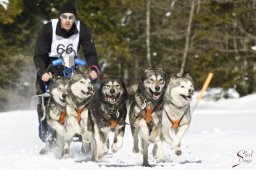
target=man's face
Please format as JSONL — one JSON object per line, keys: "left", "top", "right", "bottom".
{"left": 60, "top": 13, "right": 75, "bottom": 31}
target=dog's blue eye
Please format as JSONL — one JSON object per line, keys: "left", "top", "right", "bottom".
{"left": 149, "top": 78, "right": 154, "bottom": 81}
{"left": 181, "top": 86, "right": 185, "bottom": 88}
{"left": 80, "top": 81, "right": 84, "bottom": 84}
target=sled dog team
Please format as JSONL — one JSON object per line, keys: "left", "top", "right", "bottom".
{"left": 45, "top": 68, "right": 194, "bottom": 166}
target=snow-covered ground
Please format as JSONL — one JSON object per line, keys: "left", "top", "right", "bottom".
{"left": 0, "top": 94, "right": 256, "bottom": 170}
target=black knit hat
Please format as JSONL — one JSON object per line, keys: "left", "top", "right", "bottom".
{"left": 59, "top": 2, "right": 77, "bottom": 16}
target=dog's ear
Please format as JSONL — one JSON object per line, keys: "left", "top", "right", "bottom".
{"left": 170, "top": 73, "right": 177, "bottom": 79}
{"left": 184, "top": 73, "right": 194, "bottom": 85}
{"left": 70, "top": 73, "right": 82, "bottom": 82}
{"left": 168, "top": 73, "right": 177, "bottom": 85}
{"left": 184, "top": 73, "right": 193, "bottom": 81}
{"left": 47, "top": 79, "right": 55, "bottom": 91}
{"left": 121, "top": 80, "right": 128, "bottom": 100}
{"left": 52, "top": 75, "right": 60, "bottom": 82}
{"left": 159, "top": 67, "right": 167, "bottom": 81}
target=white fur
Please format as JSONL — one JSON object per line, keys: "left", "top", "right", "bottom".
{"left": 161, "top": 75, "right": 194, "bottom": 156}
{"left": 64, "top": 75, "right": 94, "bottom": 158}
{"left": 46, "top": 79, "right": 68, "bottom": 155}
{"left": 70, "top": 78, "right": 93, "bottom": 99}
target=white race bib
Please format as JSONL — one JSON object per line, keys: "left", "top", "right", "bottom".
{"left": 49, "top": 19, "right": 80, "bottom": 58}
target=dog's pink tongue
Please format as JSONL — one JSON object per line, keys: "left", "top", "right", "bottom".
{"left": 186, "top": 95, "right": 192, "bottom": 100}
{"left": 153, "top": 92, "right": 160, "bottom": 99}
{"left": 108, "top": 96, "right": 115, "bottom": 102}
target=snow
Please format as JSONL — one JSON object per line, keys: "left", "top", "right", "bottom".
{"left": 0, "top": 94, "right": 256, "bottom": 170}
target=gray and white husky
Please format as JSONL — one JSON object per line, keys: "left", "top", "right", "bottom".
{"left": 89, "top": 77, "right": 128, "bottom": 161}
{"left": 46, "top": 77, "right": 69, "bottom": 153}
{"left": 129, "top": 68, "right": 167, "bottom": 166}
{"left": 161, "top": 73, "right": 194, "bottom": 156}
{"left": 64, "top": 72, "right": 95, "bottom": 158}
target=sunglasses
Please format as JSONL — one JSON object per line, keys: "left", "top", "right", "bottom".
{"left": 61, "top": 14, "right": 75, "bottom": 20}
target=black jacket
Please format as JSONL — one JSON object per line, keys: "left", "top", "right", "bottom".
{"left": 34, "top": 19, "right": 99, "bottom": 80}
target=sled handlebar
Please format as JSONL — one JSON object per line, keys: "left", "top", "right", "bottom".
{"left": 51, "top": 57, "right": 87, "bottom": 67}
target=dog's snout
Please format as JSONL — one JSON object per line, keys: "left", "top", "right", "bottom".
{"left": 62, "top": 94, "right": 67, "bottom": 98}
{"left": 155, "top": 86, "right": 160, "bottom": 91}
{"left": 189, "top": 89, "right": 194, "bottom": 94}
{"left": 110, "top": 89, "right": 115, "bottom": 94}
{"left": 88, "top": 86, "right": 92, "bottom": 91}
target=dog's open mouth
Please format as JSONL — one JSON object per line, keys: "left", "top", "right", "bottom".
{"left": 59, "top": 97, "right": 65, "bottom": 103}
{"left": 149, "top": 88, "right": 161, "bottom": 100}
{"left": 81, "top": 90, "right": 93, "bottom": 96}
{"left": 107, "top": 93, "right": 120, "bottom": 102}
{"left": 180, "top": 94, "right": 192, "bottom": 101}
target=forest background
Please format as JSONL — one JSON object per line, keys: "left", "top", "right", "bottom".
{"left": 0, "top": 0, "right": 256, "bottom": 111}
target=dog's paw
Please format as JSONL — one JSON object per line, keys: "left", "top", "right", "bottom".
{"left": 175, "top": 149, "right": 182, "bottom": 156}
{"left": 63, "top": 154, "right": 69, "bottom": 159}
{"left": 132, "top": 146, "right": 139, "bottom": 153}
{"left": 148, "top": 137, "right": 155, "bottom": 143}
{"left": 95, "top": 154, "right": 103, "bottom": 161}
{"left": 63, "top": 148, "right": 69, "bottom": 159}
{"left": 82, "top": 132, "right": 91, "bottom": 143}
{"left": 82, "top": 142, "right": 91, "bottom": 153}
{"left": 83, "top": 137, "right": 90, "bottom": 143}
{"left": 156, "top": 158, "right": 166, "bottom": 163}
{"left": 112, "top": 143, "right": 122, "bottom": 153}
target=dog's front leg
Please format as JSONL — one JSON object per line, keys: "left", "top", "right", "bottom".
{"left": 92, "top": 125, "right": 103, "bottom": 161}
{"left": 66, "top": 115, "right": 81, "bottom": 137}
{"left": 112, "top": 126, "right": 125, "bottom": 153}
{"left": 101, "top": 131, "right": 109, "bottom": 155}
{"left": 142, "top": 139, "right": 150, "bottom": 166}
{"left": 55, "top": 133, "right": 66, "bottom": 158}
{"left": 161, "top": 124, "right": 173, "bottom": 144}
{"left": 161, "top": 110, "right": 173, "bottom": 144}
{"left": 80, "top": 119, "right": 92, "bottom": 154}
{"left": 66, "top": 105, "right": 81, "bottom": 136}
{"left": 138, "top": 120, "right": 150, "bottom": 142}
{"left": 131, "top": 125, "right": 140, "bottom": 153}
{"left": 63, "top": 142, "right": 70, "bottom": 159}
{"left": 155, "top": 139, "right": 165, "bottom": 163}
{"left": 47, "top": 119, "right": 66, "bottom": 137}
{"left": 171, "top": 124, "right": 189, "bottom": 155}
{"left": 80, "top": 109, "right": 91, "bottom": 143}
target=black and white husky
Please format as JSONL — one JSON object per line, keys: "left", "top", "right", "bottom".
{"left": 161, "top": 73, "right": 194, "bottom": 156}
{"left": 46, "top": 77, "right": 69, "bottom": 154}
{"left": 129, "top": 68, "right": 167, "bottom": 166}
{"left": 88, "top": 77, "right": 128, "bottom": 161}
{"left": 64, "top": 72, "right": 95, "bottom": 158}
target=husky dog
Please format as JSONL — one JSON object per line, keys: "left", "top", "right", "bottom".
{"left": 89, "top": 77, "right": 128, "bottom": 160}
{"left": 64, "top": 72, "right": 95, "bottom": 158}
{"left": 129, "top": 68, "right": 166, "bottom": 166}
{"left": 46, "top": 77, "right": 69, "bottom": 154}
{"left": 161, "top": 73, "right": 194, "bottom": 156}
